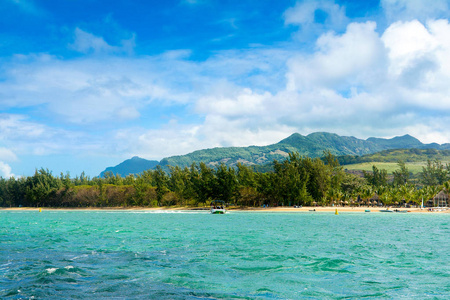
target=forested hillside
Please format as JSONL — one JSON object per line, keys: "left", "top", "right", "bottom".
{"left": 101, "top": 132, "right": 450, "bottom": 177}
{"left": 337, "top": 148, "right": 450, "bottom": 165}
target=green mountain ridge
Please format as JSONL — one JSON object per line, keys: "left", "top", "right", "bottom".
{"left": 100, "top": 156, "right": 159, "bottom": 177}
{"left": 100, "top": 132, "right": 450, "bottom": 177}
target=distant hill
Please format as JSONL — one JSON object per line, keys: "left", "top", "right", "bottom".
{"left": 100, "top": 156, "right": 159, "bottom": 177}
{"left": 337, "top": 148, "right": 450, "bottom": 165}
{"left": 159, "top": 132, "right": 450, "bottom": 169}
{"left": 366, "top": 134, "right": 422, "bottom": 149}
{"left": 339, "top": 148, "right": 450, "bottom": 176}
{"left": 158, "top": 132, "right": 377, "bottom": 169}
{"left": 99, "top": 132, "right": 450, "bottom": 176}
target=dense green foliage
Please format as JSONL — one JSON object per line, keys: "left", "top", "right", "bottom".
{"left": 2, "top": 153, "right": 450, "bottom": 208}
{"left": 337, "top": 148, "right": 450, "bottom": 165}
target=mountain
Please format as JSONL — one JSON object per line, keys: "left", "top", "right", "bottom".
{"left": 278, "top": 132, "right": 383, "bottom": 156}
{"left": 100, "top": 156, "right": 159, "bottom": 177}
{"left": 366, "top": 134, "right": 422, "bottom": 149}
{"left": 158, "top": 132, "right": 426, "bottom": 169}
{"left": 99, "top": 132, "right": 450, "bottom": 176}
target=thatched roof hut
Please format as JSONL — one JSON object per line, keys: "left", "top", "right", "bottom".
{"left": 430, "top": 190, "right": 449, "bottom": 207}
{"left": 370, "top": 194, "right": 381, "bottom": 205}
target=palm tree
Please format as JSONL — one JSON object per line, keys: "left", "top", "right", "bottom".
{"left": 443, "top": 180, "right": 450, "bottom": 193}
{"left": 376, "top": 185, "right": 389, "bottom": 207}
{"left": 426, "top": 185, "right": 441, "bottom": 207}
{"left": 327, "top": 187, "right": 341, "bottom": 206}
{"left": 413, "top": 188, "right": 426, "bottom": 208}
{"left": 398, "top": 184, "right": 414, "bottom": 207}
{"left": 361, "top": 185, "right": 374, "bottom": 206}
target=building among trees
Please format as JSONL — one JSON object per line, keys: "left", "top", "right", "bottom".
{"left": 428, "top": 190, "right": 449, "bottom": 207}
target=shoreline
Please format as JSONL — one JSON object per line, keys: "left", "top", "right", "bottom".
{"left": 1, "top": 206, "right": 449, "bottom": 213}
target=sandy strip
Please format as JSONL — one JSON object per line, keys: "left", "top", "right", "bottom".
{"left": 234, "top": 206, "right": 450, "bottom": 214}
{"left": 1, "top": 206, "right": 448, "bottom": 213}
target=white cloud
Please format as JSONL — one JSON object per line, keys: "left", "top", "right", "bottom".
{"left": 382, "top": 20, "right": 439, "bottom": 77}
{"left": 0, "top": 161, "right": 15, "bottom": 178}
{"left": 381, "top": 0, "right": 450, "bottom": 23}
{"left": 1, "top": 41, "right": 291, "bottom": 127}
{"left": 199, "top": 114, "right": 295, "bottom": 148}
{"left": 0, "top": 147, "right": 17, "bottom": 162}
{"left": 196, "top": 87, "right": 272, "bottom": 117}
{"left": 284, "top": 0, "right": 348, "bottom": 39}
{"left": 0, "top": 54, "right": 189, "bottom": 124}
{"left": 181, "top": 17, "right": 450, "bottom": 148}
{"left": 113, "top": 123, "right": 204, "bottom": 159}
{"left": 286, "top": 21, "right": 385, "bottom": 92}
{"left": 70, "top": 28, "right": 135, "bottom": 55}
{"left": 5, "top": 14, "right": 450, "bottom": 169}
{"left": 0, "top": 114, "right": 47, "bottom": 141}
{"left": 0, "top": 34, "right": 292, "bottom": 163}
{"left": 0, "top": 114, "right": 102, "bottom": 157}
{"left": 285, "top": 0, "right": 347, "bottom": 25}
{"left": 381, "top": 19, "right": 450, "bottom": 109}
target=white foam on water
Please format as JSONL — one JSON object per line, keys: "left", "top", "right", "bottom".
{"left": 64, "top": 266, "right": 74, "bottom": 270}
{"left": 71, "top": 254, "right": 88, "bottom": 260}
{"left": 46, "top": 268, "right": 58, "bottom": 274}
{"left": 0, "top": 261, "right": 12, "bottom": 271}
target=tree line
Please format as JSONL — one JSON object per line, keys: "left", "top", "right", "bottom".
{"left": 1, "top": 152, "right": 449, "bottom": 208}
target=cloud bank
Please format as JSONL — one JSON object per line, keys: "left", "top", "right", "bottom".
{"left": 2, "top": 0, "right": 450, "bottom": 176}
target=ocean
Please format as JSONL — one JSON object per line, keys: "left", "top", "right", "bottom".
{"left": 1, "top": 210, "right": 449, "bottom": 299}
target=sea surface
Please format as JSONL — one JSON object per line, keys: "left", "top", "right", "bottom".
{"left": 1, "top": 210, "right": 449, "bottom": 299}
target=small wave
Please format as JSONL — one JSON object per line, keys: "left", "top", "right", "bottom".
{"left": 46, "top": 267, "right": 58, "bottom": 274}
{"left": 71, "top": 254, "right": 89, "bottom": 260}
{"left": 306, "top": 257, "right": 354, "bottom": 273}
{"left": 0, "top": 261, "right": 13, "bottom": 271}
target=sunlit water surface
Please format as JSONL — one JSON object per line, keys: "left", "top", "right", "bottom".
{"left": 1, "top": 211, "right": 449, "bottom": 299}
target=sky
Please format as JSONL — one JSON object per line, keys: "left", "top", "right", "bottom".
{"left": 2, "top": 0, "right": 450, "bottom": 178}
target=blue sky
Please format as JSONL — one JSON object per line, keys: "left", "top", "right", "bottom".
{"left": 1, "top": 0, "right": 450, "bottom": 177}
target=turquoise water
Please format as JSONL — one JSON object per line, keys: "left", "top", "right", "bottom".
{"left": 1, "top": 211, "right": 449, "bottom": 299}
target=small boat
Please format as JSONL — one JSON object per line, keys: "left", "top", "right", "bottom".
{"left": 379, "top": 209, "right": 393, "bottom": 213}
{"left": 365, "top": 210, "right": 370, "bottom": 212}
{"left": 394, "top": 209, "right": 408, "bottom": 213}
{"left": 210, "top": 200, "right": 226, "bottom": 214}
